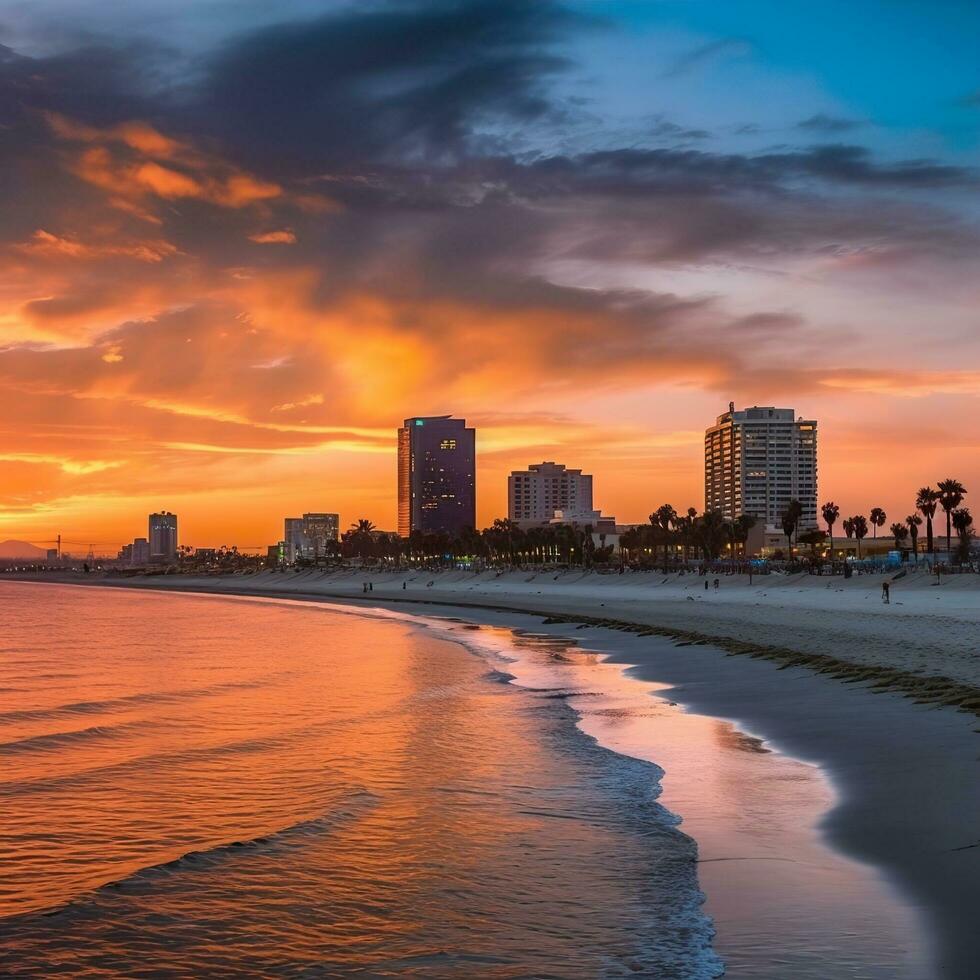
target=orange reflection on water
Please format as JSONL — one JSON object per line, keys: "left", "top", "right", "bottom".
{"left": 0, "top": 583, "right": 719, "bottom": 977}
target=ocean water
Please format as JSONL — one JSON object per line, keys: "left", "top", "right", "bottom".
{"left": 0, "top": 583, "right": 721, "bottom": 978}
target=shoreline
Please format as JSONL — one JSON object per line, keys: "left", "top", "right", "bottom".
{"left": 13, "top": 567, "right": 980, "bottom": 714}
{"left": 8, "top": 573, "right": 980, "bottom": 977}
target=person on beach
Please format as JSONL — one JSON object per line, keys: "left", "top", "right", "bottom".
{"left": 713, "top": 578, "right": 719, "bottom": 590}
{"left": 882, "top": 581, "right": 890, "bottom": 604}
{"left": 704, "top": 580, "right": 709, "bottom": 591}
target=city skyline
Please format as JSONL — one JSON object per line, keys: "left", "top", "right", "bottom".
{"left": 2, "top": 2, "right": 979, "bottom": 548}
{"left": 1, "top": 399, "right": 968, "bottom": 553}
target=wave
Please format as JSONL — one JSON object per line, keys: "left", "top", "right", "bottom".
{"left": 0, "top": 720, "right": 154, "bottom": 756}
{"left": 0, "top": 728, "right": 303, "bottom": 797}
{"left": 0, "top": 677, "right": 278, "bottom": 726}
{"left": 28, "top": 788, "right": 379, "bottom": 920}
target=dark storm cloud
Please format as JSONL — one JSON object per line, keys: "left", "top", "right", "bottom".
{"left": 519, "top": 144, "right": 972, "bottom": 193}
{"left": 188, "top": 0, "right": 596, "bottom": 172}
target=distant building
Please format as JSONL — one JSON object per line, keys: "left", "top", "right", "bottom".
{"left": 397, "top": 416, "right": 476, "bottom": 537}
{"left": 283, "top": 518, "right": 306, "bottom": 562}
{"left": 46, "top": 548, "right": 58, "bottom": 561}
{"left": 119, "top": 537, "right": 150, "bottom": 564}
{"left": 148, "top": 512, "right": 178, "bottom": 562}
{"left": 705, "top": 404, "right": 817, "bottom": 531}
{"left": 284, "top": 513, "right": 339, "bottom": 561}
{"left": 508, "top": 462, "right": 594, "bottom": 523}
{"left": 303, "top": 513, "right": 339, "bottom": 558}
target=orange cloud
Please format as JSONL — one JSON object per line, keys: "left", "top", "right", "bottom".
{"left": 51, "top": 114, "right": 283, "bottom": 211}
{"left": 249, "top": 229, "right": 297, "bottom": 244}
{"left": 18, "top": 229, "right": 179, "bottom": 263}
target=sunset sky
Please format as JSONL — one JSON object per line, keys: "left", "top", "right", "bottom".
{"left": 2, "top": 1, "right": 979, "bottom": 552}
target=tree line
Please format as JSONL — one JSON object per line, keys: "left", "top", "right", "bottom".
{"left": 821, "top": 478, "right": 973, "bottom": 562}
{"left": 294, "top": 477, "right": 974, "bottom": 570}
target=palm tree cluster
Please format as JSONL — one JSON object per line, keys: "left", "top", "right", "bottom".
{"left": 324, "top": 518, "right": 612, "bottom": 568}
{"left": 299, "top": 509, "right": 761, "bottom": 570}
{"left": 822, "top": 478, "right": 973, "bottom": 563}
{"left": 619, "top": 507, "right": 757, "bottom": 566}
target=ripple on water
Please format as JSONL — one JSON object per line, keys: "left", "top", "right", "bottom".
{"left": 0, "top": 583, "right": 722, "bottom": 978}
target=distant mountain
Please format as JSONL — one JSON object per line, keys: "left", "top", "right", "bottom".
{"left": 0, "top": 539, "right": 47, "bottom": 558}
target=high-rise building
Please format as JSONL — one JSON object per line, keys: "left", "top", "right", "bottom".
{"left": 148, "top": 512, "right": 178, "bottom": 562}
{"left": 705, "top": 404, "right": 817, "bottom": 529}
{"left": 397, "top": 416, "right": 476, "bottom": 537}
{"left": 283, "top": 513, "right": 339, "bottom": 561}
{"left": 302, "top": 513, "right": 339, "bottom": 558}
{"left": 508, "top": 462, "right": 594, "bottom": 523}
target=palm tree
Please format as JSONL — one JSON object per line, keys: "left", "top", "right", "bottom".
{"left": 936, "top": 478, "right": 967, "bottom": 557}
{"left": 619, "top": 526, "right": 646, "bottom": 565}
{"left": 821, "top": 501, "right": 840, "bottom": 559}
{"left": 733, "top": 514, "right": 757, "bottom": 558}
{"left": 696, "top": 510, "right": 728, "bottom": 560}
{"left": 916, "top": 487, "right": 939, "bottom": 558}
{"left": 905, "top": 514, "right": 922, "bottom": 562}
{"left": 682, "top": 507, "right": 698, "bottom": 561}
{"left": 781, "top": 499, "right": 803, "bottom": 559}
{"left": 652, "top": 504, "right": 677, "bottom": 572}
{"left": 951, "top": 508, "right": 974, "bottom": 563}
{"left": 798, "top": 528, "right": 827, "bottom": 558}
{"left": 851, "top": 515, "right": 869, "bottom": 559}
{"left": 346, "top": 518, "right": 377, "bottom": 561}
{"left": 890, "top": 522, "right": 909, "bottom": 549}
{"left": 869, "top": 507, "right": 886, "bottom": 539}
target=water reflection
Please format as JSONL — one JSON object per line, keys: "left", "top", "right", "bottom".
{"left": 0, "top": 584, "right": 718, "bottom": 977}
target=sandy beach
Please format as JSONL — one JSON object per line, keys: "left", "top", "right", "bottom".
{"left": 6, "top": 569, "right": 979, "bottom": 976}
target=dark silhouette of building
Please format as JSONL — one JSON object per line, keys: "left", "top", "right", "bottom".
{"left": 148, "top": 512, "right": 178, "bottom": 562}
{"left": 397, "top": 416, "right": 475, "bottom": 537}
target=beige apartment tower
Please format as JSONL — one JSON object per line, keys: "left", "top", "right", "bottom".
{"left": 705, "top": 404, "right": 817, "bottom": 529}
{"left": 508, "top": 462, "right": 594, "bottom": 523}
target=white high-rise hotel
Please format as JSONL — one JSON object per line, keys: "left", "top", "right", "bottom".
{"left": 705, "top": 404, "right": 817, "bottom": 530}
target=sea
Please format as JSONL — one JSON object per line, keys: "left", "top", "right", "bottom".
{"left": 0, "top": 582, "right": 929, "bottom": 977}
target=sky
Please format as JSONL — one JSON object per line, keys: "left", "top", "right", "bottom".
{"left": 1, "top": 0, "right": 979, "bottom": 552}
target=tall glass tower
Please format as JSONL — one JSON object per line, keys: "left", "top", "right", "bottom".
{"left": 397, "top": 416, "right": 476, "bottom": 537}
